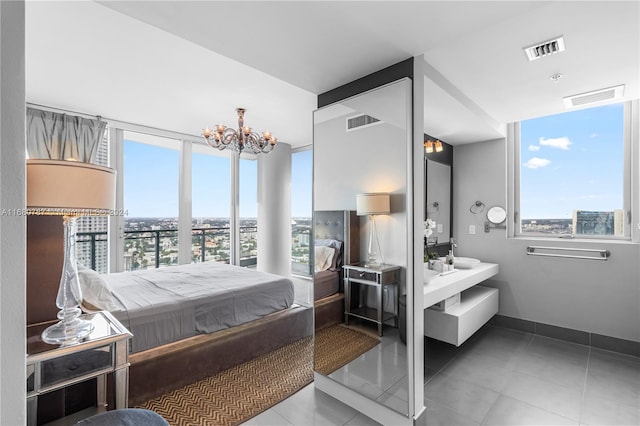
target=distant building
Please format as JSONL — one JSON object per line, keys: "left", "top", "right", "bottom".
{"left": 572, "top": 210, "right": 624, "bottom": 236}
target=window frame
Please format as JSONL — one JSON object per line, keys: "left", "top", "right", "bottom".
{"left": 508, "top": 100, "right": 638, "bottom": 242}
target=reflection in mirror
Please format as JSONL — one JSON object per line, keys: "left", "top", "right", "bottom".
{"left": 313, "top": 79, "right": 411, "bottom": 416}
{"left": 487, "top": 206, "right": 507, "bottom": 224}
{"left": 425, "top": 160, "right": 451, "bottom": 246}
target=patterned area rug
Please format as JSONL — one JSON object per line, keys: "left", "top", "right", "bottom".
{"left": 137, "top": 336, "right": 313, "bottom": 426}
{"left": 314, "top": 324, "right": 381, "bottom": 375}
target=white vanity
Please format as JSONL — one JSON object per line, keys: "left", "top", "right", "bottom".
{"left": 423, "top": 262, "right": 499, "bottom": 346}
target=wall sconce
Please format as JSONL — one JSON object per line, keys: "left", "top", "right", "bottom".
{"left": 424, "top": 139, "right": 443, "bottom": 154}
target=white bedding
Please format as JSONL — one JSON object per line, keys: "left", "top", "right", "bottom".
{"left": 99, "top": 262, "right": 294, "bottom": 353}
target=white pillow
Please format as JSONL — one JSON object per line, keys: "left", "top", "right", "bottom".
{"left": 314, "top": 246, "right": 335, "bottom": 273}
{"left": 77, "top": 264, "right": 119, "bottom": 311}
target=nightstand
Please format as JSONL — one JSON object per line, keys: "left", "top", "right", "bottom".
{"left": 26, "top": 311, "right": 132, "bottom": 426}
{"left": 343, "top": 263, "right": 401, "bottom": 336}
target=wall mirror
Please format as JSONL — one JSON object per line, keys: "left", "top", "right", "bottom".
{"left": 313, "top": 78, "right": 412, "bottom": 416}
{"left": 425, "top": 138, "right": 453, "bottom": 254}
{"left": 487, "top": 206, "right": 507, "bottom": 224}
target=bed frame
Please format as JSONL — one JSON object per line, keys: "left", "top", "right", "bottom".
{"left": 27, "top": 216, "right": 313, "bottom": 410}
{"left": 313, "top": 210, "right": 359, "bottom": 331}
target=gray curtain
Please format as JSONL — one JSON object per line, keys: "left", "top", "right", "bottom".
{"left": 26, "top": 107, "right": 107, "bottom": 162}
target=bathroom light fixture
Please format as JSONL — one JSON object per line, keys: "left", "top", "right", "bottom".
{"left": 202, "top": 108, "right": 277, "bottom": 155}
{"left": 424, "top": 139, "right": 443, "bottom": 154}
{"left": 356, "top": 193, "right": 390, "bottom": 266}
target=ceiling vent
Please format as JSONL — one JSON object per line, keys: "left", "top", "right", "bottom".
{"left": 523, "top": 36, "right": 565, "bottom": 61}
{"left": 346, "top": 114, "right": 381, "bottom": 131}
{"left": 563, "top": 85, "right": 625, "bottom": 108}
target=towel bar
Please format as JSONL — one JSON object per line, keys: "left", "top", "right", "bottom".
{"left": 526, "top": 245, "right": 610, "bottom": 261}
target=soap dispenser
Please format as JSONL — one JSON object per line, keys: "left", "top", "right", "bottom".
{"left": 445, "top": 250, "right": 455, "bottom": 270}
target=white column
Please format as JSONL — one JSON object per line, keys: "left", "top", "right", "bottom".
{"left": 178, "top": 140, "right": 192, "bottom": 264}
{"left": 230, "top": 150, "right": 240, "bottom": 265}
{"left": 257, "top": 143, "right": 291, "bottom": 276}
{"left": 109, "top": 128, "right": 124, "bottom": 272}
{"left": 0, "top": 1, "right": 26, "bottom": 424}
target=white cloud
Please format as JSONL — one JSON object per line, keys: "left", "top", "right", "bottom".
{"left": 528, "top": 145, "right": 540, "bottom": 151}
{"left": 539, "top": 136, "right": 572, "bottom": 150}
{"left": 523, "top": 157, "right": 551, "bottom": 169}
{"left": 589, "top": 133, "right": 599, "bottom": 139}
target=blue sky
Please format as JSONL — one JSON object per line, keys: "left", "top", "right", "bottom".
{"left": 520, "top": 102, "right": 624, "bottom": 219}
{"left": 123, "top": 142, "right": 312, "bottom": 218}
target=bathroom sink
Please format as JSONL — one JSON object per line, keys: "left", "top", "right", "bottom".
{"left": 454, "top": 257, "right": 480, "bottom": 269}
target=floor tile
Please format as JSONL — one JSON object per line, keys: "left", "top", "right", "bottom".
{"left": 481, "top": 395, "right": 577, "bottom": 425}
{"left": 343, "top": 413, "right": 383, "bottom": 426}
{"left": 501, "top": 371, "right": 582, "bottom": 421}
{"left": 526, "top": 335, "right": 590, "bottom": 365}
{"left": 424, "top": 398, "right": 480, "bottom": 426}
{"left": 242, "top": 408, "right": 293, "bottom": 425}
{"left": 513, "top": 350, "right": 588, "bottom": 389}
{"left": 272, "top": 384, "right": 361, "bottom": 426}
{"left": 584, "top": 368, "right": 640, "bottom": 409}
{"left": 580, "top": 391, "right": 640, "bottom": 426}
{"left": 424, "top": 372, "right": 500, "bottom": 423}
{"left": 376, "top": 391, "right": 409, "bottom": 414}
{"left": 440, "top": 350, "right": 513, "bottom": 393}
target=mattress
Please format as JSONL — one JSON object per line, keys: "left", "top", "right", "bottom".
{"left": 105, "top": 262, "right": 294, "bottom": 353}
{"left": 314, "top": 269, "right": 339, "bottom": 301}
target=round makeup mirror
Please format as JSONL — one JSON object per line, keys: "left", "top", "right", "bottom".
{"left": 487, "top": 206, "right": 507, "bottom": 224}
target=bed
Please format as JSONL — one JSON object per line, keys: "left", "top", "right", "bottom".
{"left": 313, "top": 211, "right": 359, "bottom": 331}
{"left": 77, "top": 261, "right": 311, "bottom": 405}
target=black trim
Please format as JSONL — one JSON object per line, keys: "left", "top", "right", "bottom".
{"left": 425, "top": 135, "right": 454, "bottom": 252}
{"left": 317, "top": 58, "right": 414, "bottom": 108}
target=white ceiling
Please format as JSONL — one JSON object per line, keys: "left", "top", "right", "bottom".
{"left": 26, "top": 1, "right": 639, "bottom": 147}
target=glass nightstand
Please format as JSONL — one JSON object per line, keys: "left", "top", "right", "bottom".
{"left": 26, "top": 311, "right": 132, "bottom": 426}
{"left": 343, "top": 263, "right": 400, "bottom": 336}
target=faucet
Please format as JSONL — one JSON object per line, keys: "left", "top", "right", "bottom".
{"left": 449, "top": 237, "right": 457, "bottom": 256}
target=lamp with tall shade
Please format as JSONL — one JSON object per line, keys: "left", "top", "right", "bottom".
{"left": 356, "top": 193, "right": 390, "bottom": 266}
{"left": 27, "top": 159, "right": 116, "bottom": 344}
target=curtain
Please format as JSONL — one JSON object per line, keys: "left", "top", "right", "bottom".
{"left": 26, "top": 107, "right": 107, "bottom": 162}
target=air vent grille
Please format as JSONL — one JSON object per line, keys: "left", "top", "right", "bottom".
{"left": 563, "top": 85, "right": 625, "bottom": 108}
{"left": 523, "top": 36, "right": 565, "bottom": 61}
{"left": 346, "top": 114, "right": 380, "bottom": 131}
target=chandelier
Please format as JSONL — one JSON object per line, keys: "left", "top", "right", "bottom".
{"left": 201, "top": 108, "right": 277, "bottom": 155}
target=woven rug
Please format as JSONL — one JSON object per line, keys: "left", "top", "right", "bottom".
{"left": 314, "top": 324, "right": 381, "bottom": 375}
{"left": 137, "top": 336, "right": 313, "bottom": 426}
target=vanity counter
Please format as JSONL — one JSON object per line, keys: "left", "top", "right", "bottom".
{"left": 423, "top": 262, "right": 499, "bottom": 308}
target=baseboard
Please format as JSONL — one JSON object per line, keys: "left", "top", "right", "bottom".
{"left": 490, "top": 314, "right": 640, "bottom": 358}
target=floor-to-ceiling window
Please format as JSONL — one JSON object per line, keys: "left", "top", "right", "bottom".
{"left": 122, "top": 132, "right": 180, "bottom": 270}
{"left": 192, "top": 149, "right": 231, "bottom": 264}
{"left": 240, "top": 157, "right": 258, "bottom": 267}
{"left": 291, "top": 149, "right": 312, "bottom": 276}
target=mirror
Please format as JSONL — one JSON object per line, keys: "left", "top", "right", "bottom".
{"left": 313, "top": 79, "right": 411, "bottom": 416}
{"left": 425, "top": 137, "right": 453, "bottom": 251}
{"left": 487, "top": 206, "right": 507, "bottom": 224}
{"left": 425, "top": 159, "right": 451, "bottom": 245}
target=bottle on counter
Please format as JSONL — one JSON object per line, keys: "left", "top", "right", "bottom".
{"left": 445, "top": 250, "right": 455, "bottom": 271}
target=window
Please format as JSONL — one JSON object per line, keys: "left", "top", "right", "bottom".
{"left": 239, "top": 158, "right": 258, "bottom": 267}
{"left": 123, "top": 134, "right": 180, "bottom": 270}
{"left": 291, "top": 149, "right": 312, "bottom": 276}
{"left": 514, "top": 102, "right": 629, "bottom": 238}
{"left": 192, "top": 151, "right": 230, "bottom": 264}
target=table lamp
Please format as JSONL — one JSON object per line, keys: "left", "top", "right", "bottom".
{"left": 27, "top": 159, "right": 116, "bottom": 344}
{"left": 356, "top": 193, "right": 390, "bottom": 266}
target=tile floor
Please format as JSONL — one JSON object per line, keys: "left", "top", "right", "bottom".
{"left": 244, "top": 324, "right": 640, "bottom": 426}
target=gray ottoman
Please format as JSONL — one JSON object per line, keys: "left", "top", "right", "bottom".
{"left": 75, "top": 408, "right": 169, "bottom": 426}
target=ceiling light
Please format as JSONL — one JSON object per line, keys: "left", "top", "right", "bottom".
{"left": 202, "top": 108, "right": 277, "bottom": 155}
{"left": 424, "top": 140, "right": 444, "bottom": 154}
{"left": 549, "top": 73, "right": 564, "bottom": 83}
{"left": 563, "top": 85, "right": 625, "bottom": 108}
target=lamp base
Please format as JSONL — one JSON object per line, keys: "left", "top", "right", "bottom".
{"left": 41, "top": 316, "right": 94, "bottom": 345}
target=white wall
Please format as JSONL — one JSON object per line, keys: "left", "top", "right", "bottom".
{"left": 454, "top": 138, "right": 640, "bottom": 342}
{"left": 0, "top": 1, "right": 27, "bottom": 424}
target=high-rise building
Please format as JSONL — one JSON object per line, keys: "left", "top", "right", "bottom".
{"left": 76, "top": 127, "right": 109, "bottom": 273}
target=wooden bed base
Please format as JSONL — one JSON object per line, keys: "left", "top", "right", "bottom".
{"left": 314, "top": 293, "right": 344, "bottom": 331}
{"left": 127, "top": 304, "right": 312, "bottom": 406}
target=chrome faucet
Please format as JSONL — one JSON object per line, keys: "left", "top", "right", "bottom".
{"left": 450, "top": 237, "right": 457, "bottom": 256}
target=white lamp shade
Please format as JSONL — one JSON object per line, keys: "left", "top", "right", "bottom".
{"left": 26, "top": 159, "right": 116, "bottom": 215}
{"left": 356, "top": 193, "right": 390, "bottom": 216}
